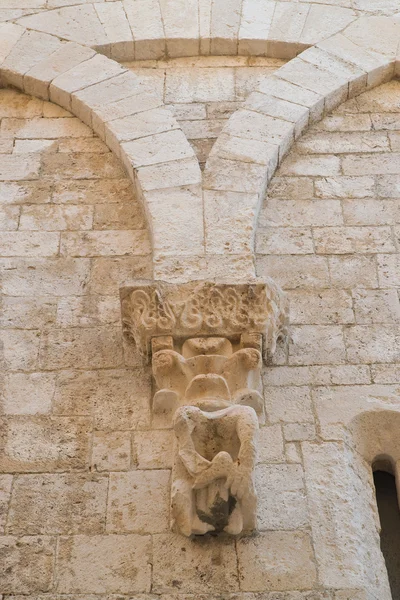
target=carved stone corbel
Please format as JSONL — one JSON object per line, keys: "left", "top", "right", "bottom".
{"left": 120, "top": 280, "right": 288, "bottom": 537}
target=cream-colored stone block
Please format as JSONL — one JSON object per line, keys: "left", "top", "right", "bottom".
{"left": 107, "top": 470, "right": 170, "bottom": 533}
{"left": 257, "top": 255, "right": 330, "bottom": 289}
{"left": 311, "top": 365, "right": 371, "bottom": 386}
{"left": 257, "top": 464, "right": 309, "bottom": 530}
{"left": 288, "top": 289, "right": 354, "bottom": 325}
{"left": 39, "top": 327, "right": 124, "bottom": 370}
{"left": 0, "top": 536, "right": 55, "bottom": 594}
{"left": 1, "top": 30, "right": 61, "bottom": 89}
{"left": 57, "top": 534, "right": 152, "bottom": 593}
{"left": 1, "top": 329, "right": 40, "bottom": 371}
{"left": 314, "top": 226, "right": 396, "bottom": 255}
{"left": 329, "top": 256, "right": 378, "bottom": 289}
{"left": 258, "top": 75, "right": 324, "bottom": 113}
{"left": 204, "top": 157, "right": 267, "bottom": 194}
{"left": 60, "top": 230, "right": 149, "bottom": 257}
{"left": 280, "top": 154, "right": 340, "bottom": 176}
{"left": 260, "top": 199, "right": 342, "bottom": 228}
{"left": 289, "top": 325, "right": 346, "bottom": 365}
{"left": 50, "top": 54, "right": 127, "bottom": 111}
{"left": 314, "top": 175, "right": 375, "bottom": 198}
{"left": 89, "top": 256, "right": 151, "bottom": 295}
{"left": 166, "top": 67, "right": 235, "bottom": 103}
{"left": 343, "top": 15, "right": 400, "bottom": 57}
{"left": 153, "top": 534, "right": 239, "bottom": 593}
{"left": 122, "top": 129, "right": 193, "bottom": 168}
{"left": 7, "top": 473, "right": 107, "bottom": 534}
{"left": 20, "top": 204, "right": 93, "bottom": 231}
{"left": 94, "top": 2, "right": 134, "bottom": 61}
{"left": 237, "top": 532, "right": 317, "bottom": 591}
{"left": 353, "top": 289, "right": 400, "bottom": 323}
{"left": 225, "top": 109, "right": 294, "bottom": 146}
{"left": 296, "top": 130, "right": 389, "bottom": 154}
{"left": 13, "top": 139, "right": 57, "bottom": 153}
{"left": 378, "top": 254, "right": 400, "bottom": 287}
{"left": 257, "top": 424, "right": 285, "bottom": 462}
{"left": 301, "top": 5, "right": 356, "bottom": 45}
{"left": 0, "top": 22, "right": 25, "bottom": 64}
{"left": 105, "top": 107, "right": 178, "bottom": 154}
{"left": 3, "top": 372, "right": 56, "bottom": 415}
{"left": 284, "top": 422, "right": 316, "bottom": 441}
{"left": 342, "top": 152, "right": 400, "bottom": 175}
{"left": 1, "top": 297, "right": 52, "bottom": 329}
{"left": 0, "top": 231, "right": 60, "bottom": 257}
{"left": 345, "top": 325, "right": 400, "bottom": 363}
{"left": 0, "top": 416, "right": 91, "bottom": 472}
{"left": 268, "top": 3, "right": 309, "bottom": 45}
{"left": 257, "top": 226, "right": 313, "bottom": 255}
{"left": 1, "top": 116, "right": 91, "bottom": 139}
{"left": 238, "top": 0, "right": 275, "bottom": 55}
{"left": 137, "top": 157, "right": 201, "bottom": 192}
{"left": 124, "top": 0, "right": 165, "bottom": 60}
{"left": 56, "top": 295, "right": 120, "bottom": 328}
{"left": 204, "top": 190, "right": 259, "bottom": 254}
{"left": 212, "top": 133, "right": 279, "bottom": 167}
{"left": 92, "top": 431, "right": 131, "bottom": 471}
{"left": 0, "top": 475, "right": 12, "bottom": 533}
{"left": 18, "top": 4, "right": 108, "bottom": 47}
{"left": 159, "top": 0, "right": 199, "bottom": 57}
{"left": 134, "top": 430, "right": 174, "bottom": 469}
{"left": 0, "top": 205, "right": 19, "bottom": 229}
{"left": 210, "top": 0, "right": 241, "bottom": 54}
{"left": 2, "top": 257, "right": 90, "bottom": 296}
{"left": 0, "top": 154, "right": 41, "bottom": 181}
{"left": 93, "top": 203, "right": 144, "bottom": 230}
{"left": 302, "top": 441, "right": 389, "bottom": 595}
{"left": 146, "top": 186, "right": 204, "bottom": 256}
{"left": 265, "top": 385, "right": 313, "bottom": 424}
{"left": 24, "top": 42, "right": 96, "bottom": 100}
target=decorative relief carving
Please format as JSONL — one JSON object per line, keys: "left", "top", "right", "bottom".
{"left": 120, "top": 280, "right": 288, "bottom": 537}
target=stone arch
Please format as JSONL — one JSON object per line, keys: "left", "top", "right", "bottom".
{"left": 0, "top": 22, "right": 202, "bottom": 282}
{"left": 204, "top": 16, "right": 400, "bottom": 277}
{"left": 1, "top": 16, "right": 400, "bottom": 281}
{"left": 14, "top": 1, "right": 359, "bottom": 62}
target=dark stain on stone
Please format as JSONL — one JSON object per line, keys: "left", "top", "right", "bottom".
{"left": 196, "top": 493, "right": 237, "bottom": 533}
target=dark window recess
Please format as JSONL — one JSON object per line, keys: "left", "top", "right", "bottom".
{"left": 374, "top": 469, "right": 400, "bottom": 600}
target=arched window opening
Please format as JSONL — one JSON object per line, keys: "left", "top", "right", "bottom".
{"left": 373, "top": 458, "right": 400, "bottom": 600}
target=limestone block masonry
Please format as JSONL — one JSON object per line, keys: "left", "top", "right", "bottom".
{"left": 121, "top": 280, "right": 288, "bottom": 535}
{"left": 1, "top": 1, "right": 400, "bottom": 599}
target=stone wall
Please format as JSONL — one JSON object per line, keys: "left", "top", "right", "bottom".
{"left": 256, "top": 80, "right": 400, "bottom": 599}
{"left": 0, "top": 1, "right": 400, "bottom": 599}
{"left": 0, "top": 88, "right": 155, "bottom": 594}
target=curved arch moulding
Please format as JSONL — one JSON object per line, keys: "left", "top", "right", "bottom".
{"left": 0, "top": 22, "right": 203, "bottom": 283}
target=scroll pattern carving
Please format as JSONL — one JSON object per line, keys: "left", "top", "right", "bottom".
{"left": 121, "top": 280, "right": 288, "bottom": 362}
{"left": 120, "top": 280, "right": 288, "bottom": 537}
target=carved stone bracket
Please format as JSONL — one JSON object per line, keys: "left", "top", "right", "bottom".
{"left": 120, "top": 279, "right": 288, "bottom": 537}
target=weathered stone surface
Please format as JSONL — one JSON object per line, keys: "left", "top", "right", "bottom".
{"left": 0, "top": 417, "right": 91, "bottom": 472}
{"left": 107, "top": 470, "right": 170, "bottom": 533}
{"left": 92, "top": 431, "right": 131, "bottom": 471}
{"left": 56, "top": 535, "right": 152, "bottom": 593}
{"left": 153, "top": 534, "right": 239, "bottom": 593}
{"left": 7, "top": 474, "right": 108, "bottom": 534}
{"left": 237, "top": 532, "right": 317, "bottom": 591}
{"left": 0, "top": 536, "right": 55, "bottom": 593}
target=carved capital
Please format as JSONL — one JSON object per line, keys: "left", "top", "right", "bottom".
{"left": 119, "top": 279, "right": 288, "bottom": 537}
{"left": 120, "top": 279, "right": 288, "bottom": 363}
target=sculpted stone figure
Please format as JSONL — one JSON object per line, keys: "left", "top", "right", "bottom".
{"left": 120, "top": 280, "right": 288, "bottom": 536}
